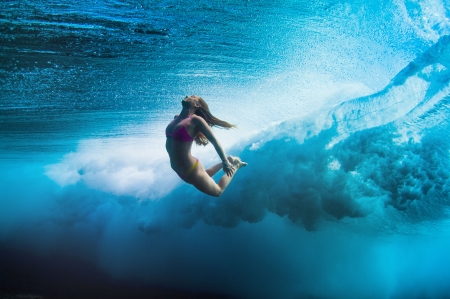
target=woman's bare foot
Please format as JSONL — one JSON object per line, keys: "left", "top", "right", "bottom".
{"left": 227, "top": 156, "right": 238, "bottom": 164}
{"left": 229, "top": 156, "right": 248, "bottom": 169}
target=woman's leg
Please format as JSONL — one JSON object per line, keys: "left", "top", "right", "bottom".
{"left": 204, "top": 156, "right": 237, "bottom": 177}
{"left": 187, "top": 158, "right": 246, "bottom": 197}
{"left": 205, "top": 163, "right": 222, "bottom": 177}
{"left": 195, "top": 168, "right": 239, "bottom": 197}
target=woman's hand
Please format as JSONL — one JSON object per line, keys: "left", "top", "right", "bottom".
{"left": 222, "top": 161, "right": 235, "bottom": 177}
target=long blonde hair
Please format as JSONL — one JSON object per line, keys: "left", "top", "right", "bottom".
{"left": 193, "top": 96, "right": 236, "bottom": 146}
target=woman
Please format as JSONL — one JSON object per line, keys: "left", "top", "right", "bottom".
{"left": 165, "top": 95, "right": 247, "bottom": 197}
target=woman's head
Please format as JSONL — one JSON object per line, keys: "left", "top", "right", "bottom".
{"left": 181, "top": 95, "right": 202, "bottom": 109}
{"left": 183, "top": 95, "right": 236, "bottom": 146}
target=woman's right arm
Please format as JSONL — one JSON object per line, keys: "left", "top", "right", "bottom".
{"left": 193, "top": 116, "right": 235, "bottom": 176}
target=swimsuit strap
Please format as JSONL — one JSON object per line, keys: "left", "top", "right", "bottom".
{"left": 177, "top": 114, "right": 190, "bottom": 130}
{"left": 176, "top": 158, "right": 199, "bottom": 179}
{"left": 185, "top": 113, "right": 193, "bottom": 124}
{"left": 184, "top": 158, "right": 199, "bottom": 176}
{"left": 182, "top": 114, "right": 194, "bottom": 136}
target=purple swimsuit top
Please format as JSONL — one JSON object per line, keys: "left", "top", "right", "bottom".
{"left": 165, "top": 115, "right": 194, "bottom": 142}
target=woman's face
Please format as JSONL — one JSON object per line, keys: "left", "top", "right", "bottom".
{"left": 182, "top": 95, "right": 201, "bottom": 109}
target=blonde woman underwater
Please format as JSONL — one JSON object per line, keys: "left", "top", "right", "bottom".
{"left": 165, "top": 95, "right": 247, "bottom": 196}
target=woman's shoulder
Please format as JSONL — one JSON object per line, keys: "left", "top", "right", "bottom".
{"left": 191, "top": 115, "right": 209, "bottom": 131}
{"left": 191, "top": 114, "right": 206, "bottom": 123}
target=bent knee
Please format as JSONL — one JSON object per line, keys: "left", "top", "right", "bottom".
{"left": 212, "top": 189, "right": 223, "bottom": 197}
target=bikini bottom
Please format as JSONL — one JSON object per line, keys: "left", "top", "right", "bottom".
{"left": 177, "top": 158, "right": 199, "bottom": 179}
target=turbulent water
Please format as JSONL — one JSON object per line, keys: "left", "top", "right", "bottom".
{"left": 2, "top": 0, "right": 450, "bottom": 298}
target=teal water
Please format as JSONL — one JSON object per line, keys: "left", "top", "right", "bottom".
{"left": 1, "top": 1, "right": 450, "bottom": 298}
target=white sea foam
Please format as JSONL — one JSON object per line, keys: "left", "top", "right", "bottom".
{"left": 45, "top": 137, "right": 179, "bottom": 200}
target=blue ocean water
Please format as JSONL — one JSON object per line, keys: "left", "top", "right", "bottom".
{"left": 1, "top": 0, "right": 450, "bottom": 298}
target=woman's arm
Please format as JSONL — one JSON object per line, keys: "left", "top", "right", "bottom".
{"left": 193, "top": 116, "right": 235, "bottom": 176}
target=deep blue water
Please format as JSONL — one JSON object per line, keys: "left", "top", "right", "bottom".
{"left": 2, "top": 1, "right": 450, "bottom": 298}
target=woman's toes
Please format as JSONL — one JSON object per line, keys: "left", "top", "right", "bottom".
{"left": 232, "top": 157, "right": 248, "bottom": 169}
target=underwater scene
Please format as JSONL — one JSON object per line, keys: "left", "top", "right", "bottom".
{"left": 1, "top": 0, "right": 450, "bottom": 298}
